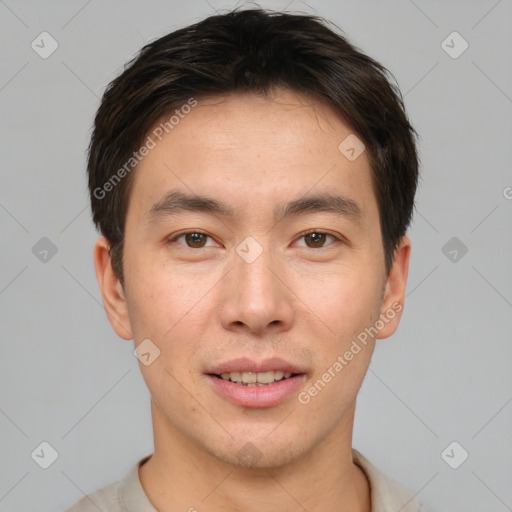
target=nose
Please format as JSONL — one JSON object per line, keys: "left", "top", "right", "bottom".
{"left": 219, "top": 247, "right": 294, "bottom": 336}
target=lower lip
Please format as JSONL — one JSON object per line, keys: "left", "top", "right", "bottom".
{"left": 206, "top": 374, "right": 307, "bottom": 408}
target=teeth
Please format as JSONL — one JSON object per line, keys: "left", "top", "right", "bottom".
{"left": 219, "top": 370, "right": 293, "bottom": 385}
{"left": 243, "top": 371, "right": 257, "bottom": 384}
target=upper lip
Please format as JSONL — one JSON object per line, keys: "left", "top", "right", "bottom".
{"left": 207, "top": 357, "right": 306, "bottom": 375}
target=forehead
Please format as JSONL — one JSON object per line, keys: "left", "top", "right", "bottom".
{"left": 127, "top": 89, "right": 376, "bottom": 223}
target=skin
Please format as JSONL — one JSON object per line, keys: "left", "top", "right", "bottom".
{"left": 94, "top": 88, "right": 410, "bottom": 512}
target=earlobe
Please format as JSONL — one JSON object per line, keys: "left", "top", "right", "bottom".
{"left": 93, "top": 236, "right": 133, "bottom": 340}
{"left": 376, "top": 235, "right": 411, "bottom": 340}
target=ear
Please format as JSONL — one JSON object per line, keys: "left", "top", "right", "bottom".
{"left": 93, "top": 236, "right": 133, "bottom": 340}
{"left": 376, "top": 235, "right": 411, "bottom": 340}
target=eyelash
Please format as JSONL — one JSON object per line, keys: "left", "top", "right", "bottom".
{"left": 166, "top": 229, "right": 342, "bottom": 249}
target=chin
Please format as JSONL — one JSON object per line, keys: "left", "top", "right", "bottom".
{"left": 204, "top": 434, "right": 308, "bottom": 469}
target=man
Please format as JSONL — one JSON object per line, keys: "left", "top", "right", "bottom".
{"left": 67, "top": 6, "right": 421, "bottom": 512}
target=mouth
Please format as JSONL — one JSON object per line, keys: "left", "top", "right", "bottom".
{"left": 208, "top": 370, "right": 304, "bottom": 386}
{"left": 205, "top": 357, "right": 307, "bottom": 407}
{"left": 205, "top": 358, "right": 307, "bottom": 407}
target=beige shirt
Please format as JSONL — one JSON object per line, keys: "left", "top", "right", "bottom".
{"left": 64, "top": 449, "right": 421, "bottom": 511}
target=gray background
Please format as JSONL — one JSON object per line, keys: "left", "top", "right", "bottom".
{"left": 0, "top": 0, "right": 511, "bottom": 511}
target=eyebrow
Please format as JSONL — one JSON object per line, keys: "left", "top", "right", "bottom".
{"left": 148, "top": 189, "right": 363, "bottom": 225}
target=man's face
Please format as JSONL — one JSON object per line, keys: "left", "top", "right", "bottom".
{"left": 98, "top": 89, "right": 409, "bottom": 468}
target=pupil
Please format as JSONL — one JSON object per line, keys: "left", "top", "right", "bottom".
{"left": 307, "top": 232, "right": 325, "bottom": 247}
{"left": 187, "top": 233, "right": 205, "bottom": 247}
{"left": 184, "top": 233, "right": 326, "bottom": 249}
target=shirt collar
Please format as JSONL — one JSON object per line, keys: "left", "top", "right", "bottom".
{"left": 352, "top": 448, "right": 421, "bottom": 512}
{"left": 119, "top": 454, "right": 157, "bottom": 511}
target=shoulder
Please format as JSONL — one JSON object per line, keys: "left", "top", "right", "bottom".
{"left": 352, "top": 448, "right": 422, "bottom": 512}
{"left": 63, "top": 480, "right": 122, "bottom": 512}
{"left": 63, "top": 454, "right": 153, "bottom": 512}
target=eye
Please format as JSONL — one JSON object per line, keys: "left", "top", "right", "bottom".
{"left": 167, "top": 230, "right": 341, "bottom": 250}
{"left": 167, "top": 231, "right": 217, "bottom": 249}
{"left": 295, "top": 230, "right": 340, "bottom": 249}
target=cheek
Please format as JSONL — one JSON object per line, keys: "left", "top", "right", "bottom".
{"left": 294, "top": 266, "right": 382, "bottom": 398}
{"left": 126, "top": 263, "right": 210, "bottom": 375}
{"left": 124, "top": 251, "right": 186, "bottom": 339}
{"left": 296, "top": 266, "right": 382, "bottom": 332}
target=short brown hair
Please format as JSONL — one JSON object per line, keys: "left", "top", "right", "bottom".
{"left": 88, "top": 7, "right": 419, "bottom": 287}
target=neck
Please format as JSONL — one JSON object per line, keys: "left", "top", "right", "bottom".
{"left": 139, "top": 400, "right": 371, "bottom": 512}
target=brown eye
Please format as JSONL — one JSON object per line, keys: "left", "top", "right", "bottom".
{"left": 183, "top": 232, "right": 208, "bottom": 248}
{"left": 297, "top": 231, "right": 339, "bottom": 249}
{"left": 168, "top": 231, "right": 215, "bottom": 248}
{"left": 304, "top": 232, "right": 328, "bottom": 248}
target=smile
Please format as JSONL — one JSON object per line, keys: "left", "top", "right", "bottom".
{"left": 213, "top": 370, "right": 297, "bottom": 386}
